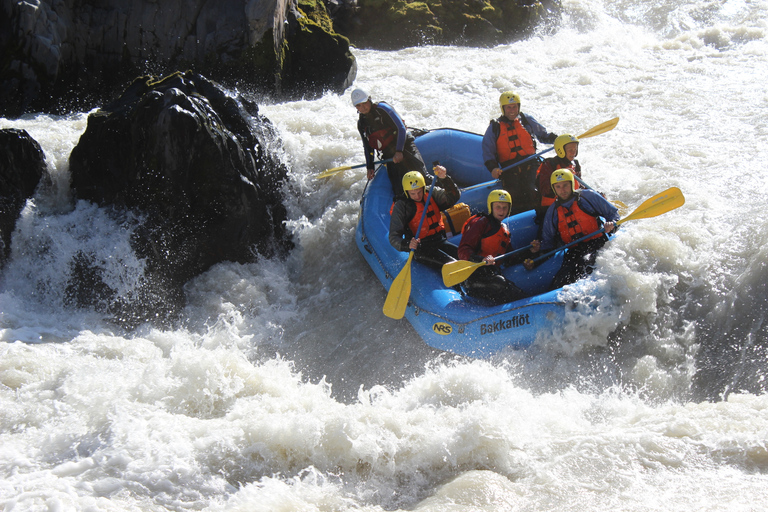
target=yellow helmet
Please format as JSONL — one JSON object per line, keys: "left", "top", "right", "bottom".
{"left": 554, "top": 134, "right": 579, "bottom": 158}
{"left": 402, "top": 171, "right": 426, "bottom": 196}
{"left": 499, "top": 91, "right": 521, "bottom": 114}
{"left": 550, "top": 169, "right": 575, "bottom": 196}
{"left": 487, "top": 189, "right": 512, "bottom": 215}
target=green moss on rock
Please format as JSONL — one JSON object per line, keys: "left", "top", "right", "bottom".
{"left": 342, "top": 0, "right": 556, "bottom": 49}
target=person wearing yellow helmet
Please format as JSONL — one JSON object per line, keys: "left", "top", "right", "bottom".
{"left": 527, "top": 169, "right": 619, "bottom": 288}
{"left": 352, "top": 87, "right": 427, "bottom": 197}
{"left": 536, "top": 133, "right": 582, "bottom": 209}
{"left": 481, "top": 91, "right": 558, "bottom": 215}
{"left": 457, "top": 190, "right": 540, "bottom": 303}
{"left": 389, "top": 164, "right": 460, "bottom": 268}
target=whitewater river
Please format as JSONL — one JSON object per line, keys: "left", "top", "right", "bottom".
{"left": 2, "top": 0, "right": 768, "bottom": 510}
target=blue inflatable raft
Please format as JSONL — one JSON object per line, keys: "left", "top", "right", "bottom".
{"left": 355, "top": 128, "right": 574, "bottom": 358}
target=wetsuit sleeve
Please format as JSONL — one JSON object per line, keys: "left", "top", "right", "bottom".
{"left": 482, "top": 121, "right": 500, "bottom": 173}
{"left": 580, "top": 189, "right": 620, "bottom": 223}
{"left": 376, "top": 102, "right": 408, "bottom": 153}
{"left": 522, "top": 114, "right": 558, "bottom": 144}
{"left": 457, "top": 217, "right": 485, "bottom": 261}
{"left": 389, "top": 200, "right": 413, "bottom": 252}
{"left": 540, "top": 205, "right": 560, "bottom": 252}
{"left": 432, "top": 176, "right": 460, "bottom": 209}
{"left": 357, "top": 117, "right": 375, "bottom": 169}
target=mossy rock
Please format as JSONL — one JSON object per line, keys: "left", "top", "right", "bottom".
{"left": 338, "top": 0, "right": 557, "bottom": 49}
{"left": 281, "top": 7, "right": 356, "bottom": 97}
{"left": 206, "top": 2, "right": 355, "bottom": 98}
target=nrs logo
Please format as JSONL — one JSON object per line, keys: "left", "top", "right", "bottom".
{"left": 432, "top": 322, "right": 453, "bottom": 335}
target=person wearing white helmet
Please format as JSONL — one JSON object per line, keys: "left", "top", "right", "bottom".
{"left": 352, "top": 88, "right": 427, "bottom": 197}
{"left": 528, "top": 169, "right": 618, "bottom": 288}
{"left": 457, "top": 189, "right": 539, "bottom": 303}
{"left": 389, "top": 164, "right": 460, "bottom": 268}
{"left": 481, "top": 91, "right": 558, "bottom": 215}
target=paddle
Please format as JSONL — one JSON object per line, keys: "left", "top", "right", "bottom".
{"left": 499, "top": 117, "right": 620, "bottom": 174}
{"left": 383, "top": 178, "right": 437, "bottom": 319}
{"left": 529, "top": 187, "right": 685, "bottom": 265}
{"left": 316, "top": 158, "right": 393, "bottom": 179}
{"left": 442, "top": 244, "right": 533, "bottom": 287}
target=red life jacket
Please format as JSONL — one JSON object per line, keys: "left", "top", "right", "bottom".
{"left": 461, "top": 214, "right": 511, "bottom": 257}
{"left": 538, "top": 160, "right": 579, "bottom": 207}
{"left": 368, "top": 127, "right": 396, "bottom": 151}
{"left": 408, "top": 196, "right": 444, "bottom": 239}
{"left": 556, "top": 197, "right": 601, "bottom": 244}
{"left": 496, "top": 118, "right": 536, "bottom": 165}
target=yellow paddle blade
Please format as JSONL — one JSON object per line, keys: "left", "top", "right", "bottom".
{"left": 441, "top": 260, "right": 486, "bottom": 287}
{"left": 618, "top": 187, "right": 685, "bottom": 226}
{"left": 611, "top": 198, "right": 630, "bottom": 216}
{"left": 315, "top": 165, "right": 352, "bottom": 179}
{"left": 577, "top": 117, "right": 619, "bottom": 139}
{"left": 383, "top": 253, "right": 414, "bottom": 319}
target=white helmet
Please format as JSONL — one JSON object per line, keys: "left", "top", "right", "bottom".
{"left": 351, "top": 88, "right": 369, "bottom": 106}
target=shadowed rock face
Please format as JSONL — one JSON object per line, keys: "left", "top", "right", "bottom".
{"left": 328, "top": 0, "right": 559, "bottom": 50}
{"left": 0, "top": 0, "right": 356, "bottom": 117}
{"left": 68, "top": 71, "right": 293, "bottom": 324}
{"left": 0, "top": 129, "right": 47, "bottom": 264}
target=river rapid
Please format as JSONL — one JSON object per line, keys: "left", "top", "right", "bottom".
{"left": 2, "top": 0, "right": 768, "bottom": 510}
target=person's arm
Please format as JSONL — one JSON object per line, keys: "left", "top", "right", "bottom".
{"left": 357, "top": 117, "right": 375, "bottom": 170}
{"left": 581, "top": 190, "right": 620, "bottom": 223}
{"left": 388, "top": 201, "right": 413, "bottom": 252}
{"left": 539, "top": 207, "right": 560, "bottom": 252}
{"left": 427, "top": 164, "right": 460, "bottom": 210}
{"left": 522, "top": 113, "right": 557, "bottom": 144}
{"left": 434, "top": 176, "right": 460, "bottom": 209}
{"left": 481, "top": 122, "right": 501, "bottom": 174}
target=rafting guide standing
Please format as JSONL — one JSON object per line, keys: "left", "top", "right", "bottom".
{"left": 352, "top": 88, "right": 428, "bottom": 198}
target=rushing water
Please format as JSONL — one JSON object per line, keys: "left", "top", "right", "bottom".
{"left": 2, "top": 0, "right": 768, "bottom": 510}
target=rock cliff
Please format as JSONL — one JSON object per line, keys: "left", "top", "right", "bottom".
{"left": 328, "top": 0, "right": 559, "bottom": 50}
{"left": 0, "top": 0, "right": 356, "bottom": 117}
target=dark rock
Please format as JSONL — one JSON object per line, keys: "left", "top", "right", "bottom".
{"left": 0, "top": 0, "right": 356, "bottom": 117}
{"left": 327, "top": 0, "right": 560, "bottom": 50}
{"left": 68, "top": 71, "right": 292, "bottom": 324}
{"left": 0, "top": 129, "right": 47, "bottom": 264}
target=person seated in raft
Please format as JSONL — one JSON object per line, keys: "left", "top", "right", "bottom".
{"left": 525, "top": 169, "right": 619, "bottom": 289}
{"left": 389, "top": 165, "right": 460, "bottom": 268}
{"left": 458, "top": 189, "right": 540, "bottom": 304}
{"left": 481, "top": 91, "right": 558, "bottom": 215}
{"left": 352, "top": 88, "right": 428, "bottom": 198}
{"left": 535, "top": 133, "right": 582, "bottom": 225}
